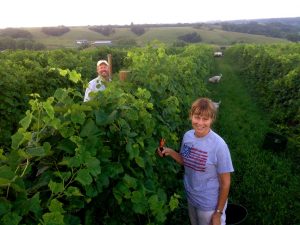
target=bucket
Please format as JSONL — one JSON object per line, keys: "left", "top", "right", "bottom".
{"left": 262, "top": 132, "right": 287, "bottom": 152}
{"left": 225, "top": 203, "right": 248, "bottom": 225}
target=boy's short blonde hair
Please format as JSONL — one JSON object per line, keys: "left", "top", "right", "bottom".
{"left": 189, "top": 98, "right": 217, "bottom": 122}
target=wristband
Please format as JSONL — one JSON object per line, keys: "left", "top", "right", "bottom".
{"left": 216, "top": 209, "right": 223, "bottom": 215}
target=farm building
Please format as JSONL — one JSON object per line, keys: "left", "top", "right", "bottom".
{"left": 75, "top": 40, "right": 89, "bottom": 45}
{"left": 92, "top": 40, "right": 112, "bottom": 46}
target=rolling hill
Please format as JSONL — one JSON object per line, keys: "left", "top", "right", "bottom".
{"left": 2, "top": 17, "right": 298, "bottom": 49}
{"left": 26, "top": 24, "right": 289, "bottom": 49}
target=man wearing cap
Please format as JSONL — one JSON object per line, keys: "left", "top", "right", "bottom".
{"left": 84, "top": 60, "right": 111, "bottom": 102}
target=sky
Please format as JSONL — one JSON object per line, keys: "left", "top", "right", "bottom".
{"left": 1, "top": 0, "right": 300, "bottom": 28}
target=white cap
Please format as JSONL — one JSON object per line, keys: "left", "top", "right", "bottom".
{"left": 97, "top": 60, "right": 109, "bottom": 66}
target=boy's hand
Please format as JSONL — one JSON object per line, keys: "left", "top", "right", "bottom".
{"left": 157, "top": 147, "right": 165, "bottom": 157}
{"left": 157, "top": 138, "right": 166, "bottom": 157}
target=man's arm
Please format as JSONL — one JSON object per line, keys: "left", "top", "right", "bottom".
{"left": 84, "top": 86, "right": 91, "bottom": 102}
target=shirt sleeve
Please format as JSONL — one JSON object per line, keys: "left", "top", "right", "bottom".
{"left": 84, "top": 86, "right": 91, "bottom": 102}
{"left": 216, "top": 143, "right": 234, "bottom": 173}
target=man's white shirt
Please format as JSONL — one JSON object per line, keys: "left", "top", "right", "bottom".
{"left": 84, "top": 76, "right": 109, "bottom": 102}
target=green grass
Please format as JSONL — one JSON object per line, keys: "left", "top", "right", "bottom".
{"left": 136, "top": 27, "right": 197, "bottom": 44}
{"left": 27, "top": 25, "right": 289, "bottom": 49}
{"left": 204, "top": 56, "right": 298, "bottom": 225}
{"left": 207, "top": 57, "right": 271, "bottom": 144}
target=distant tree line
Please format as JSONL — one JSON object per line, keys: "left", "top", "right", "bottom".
{"left": 89, "top": 24, "right": 146, "bottom": 36}
{"left": 0, "top": 37, "right": 45, "bottom": 50}
{"left": 0, "top": 28, "right": 45, "bottom": 50}
{"left": 89, "top": 26, "right": 115, "bottom": 36}
{"left": 221, "top": 22, "right": 300, "bottom": 42}
{"left": 89, "top": 22, "right": 203, "bottom": 29}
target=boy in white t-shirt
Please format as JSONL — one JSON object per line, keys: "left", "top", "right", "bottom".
{"left": 157, "top": 97, "right": 234, "bottom": 225}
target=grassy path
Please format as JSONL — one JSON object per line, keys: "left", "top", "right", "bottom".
{"left": 205, "top": 57, "right": 298, "bottom": 225}
{"left": 207, "top": 57, "right": 270, "bottom": 149}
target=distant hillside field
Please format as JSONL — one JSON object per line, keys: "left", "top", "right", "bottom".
{"left": 27, "top": 25, "right": 288, "bottom": 48}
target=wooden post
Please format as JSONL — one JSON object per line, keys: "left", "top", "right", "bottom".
{"left": 119, "top": 70, "right": 129, "bottom": 81}
{"left": 107, "top": 54, "right": 112, "bottom": 77}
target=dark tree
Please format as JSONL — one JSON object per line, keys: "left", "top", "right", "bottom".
{"left": 41, "top": 26, "right": 70, "bottom": 36}
{"left": 130, "top": 26, "right": 145, "bottom": 36}
{"left": 88, "top": 26, "right": 115, "bottom": 36}
{"left": 178, "top": 32, "right": 202, "bottom": 43}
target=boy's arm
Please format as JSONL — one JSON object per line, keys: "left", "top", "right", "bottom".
{"left": 211, "top": 172, "right": 231, "bottom": 224}
{"left": 158, "top": 147, "right": 184, "bottom": 165}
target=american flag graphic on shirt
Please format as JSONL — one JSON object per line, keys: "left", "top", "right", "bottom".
{"left": 181, "top": 144, "right": 208, "bottom": 172}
